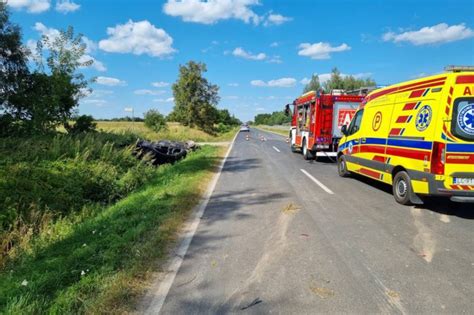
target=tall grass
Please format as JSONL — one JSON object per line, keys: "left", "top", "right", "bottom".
{"left": 0, "top": 145, "right": 223, "bottom": 313}
{"left": 255, "top": 125, "right": 290, "bottom": 136}
{"left": 96, "top": 121, "right": 238, "bottom": 142}
{"left": 0, "top": 123, "right": 232, "bottom": 313}
{"left": 0, "top": 132, "right": 150, "bottom": 262}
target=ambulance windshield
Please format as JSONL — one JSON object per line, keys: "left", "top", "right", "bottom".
{"left": 452, "top": 98, "right": 474, "bottom": 141}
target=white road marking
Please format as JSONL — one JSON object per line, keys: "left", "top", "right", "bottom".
{"left": 143, "top": 132, "right": 239, "bottom": 315}
{"left": 272, "top": 146, "right": 281, "bottom": 152}
{"left": 300, "top": 169, "right": 334, "bottom": 195}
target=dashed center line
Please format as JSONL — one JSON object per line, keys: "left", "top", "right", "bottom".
{"left": 300, "top": 169, "right": 334, "bottom": 195}
{"left": 272, "top": 146, "right": 281, "bottom": 153}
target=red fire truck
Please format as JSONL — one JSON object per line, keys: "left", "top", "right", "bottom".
{"left": 285, "top": 90, "right": 365, "bottom": 160}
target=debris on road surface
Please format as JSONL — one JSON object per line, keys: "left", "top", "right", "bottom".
{"left": 282, "top": 202, "right": 300, "bottom": 214}
{"left": 310, "top": 285, "right": 335, "bottom": 299}
{"left": 387, "top": 290, "right": 400, "bottom": 299}
{"left": 134, "top": 140, "right": 199, "bottom": 165}
{"left": 240, "top": 298, "right": 262, "bottom": 310}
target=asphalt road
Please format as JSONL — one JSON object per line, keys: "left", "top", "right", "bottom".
{"left": 155, "top": 128, "right": 474, "bottom": 314}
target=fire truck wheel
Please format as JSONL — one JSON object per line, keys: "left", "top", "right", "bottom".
{"left": 393, "top": 171, "right": 413, "bottom": 205}
{"left": 337, "top": 155, "right": 350, "bottom": 177}
{"left": 302, "top": 139, "right": 315, "bottom": 160}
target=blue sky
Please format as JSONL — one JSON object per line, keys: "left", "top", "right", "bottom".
{"left": 7, "top": 0, "right": 474, "bottom": 122}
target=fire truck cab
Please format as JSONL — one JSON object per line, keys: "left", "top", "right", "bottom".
{"left": 286, "top": 90, "right": 364, "bottom": 160}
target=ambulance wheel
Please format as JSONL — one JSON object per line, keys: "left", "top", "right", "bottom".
{"left": 393, "top": 171, "right": 413, "bottom": 205}
{"left": 302, "top": 139, "right": 314, "bottom": 160}
{"left": 337, "top": 155, "right": 350, "bottom": 177}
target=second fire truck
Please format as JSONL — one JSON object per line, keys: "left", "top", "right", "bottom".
{"left": 285, "top": 90, "right": 365, "bottom": 160}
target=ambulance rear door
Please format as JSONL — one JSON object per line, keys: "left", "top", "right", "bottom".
{"left": 444, "top": 91, "right": 474, "bottom": 190}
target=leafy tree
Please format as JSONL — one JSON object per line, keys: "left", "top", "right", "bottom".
{"left": 170, "top": 61, "right": 220, "bottom": 133}
{"left": 303, "top": 74, "right": 321, "bottom": 93}
{"left": 254, "top": 111, "right": 290, "bottom": 125}
{"left": 217, "top": 109, "right": 241, "bottom": 126}
{"left": 0, "top": 10, "right": 92, "bottom": 135}
{"left": 65, "top": 115, "right": 96, "bottom": 134}
{"left": 0, "top": 3, "right": 29, "bottom": 134}
{"left": 144, "top": 109, "right": 167, "bottom": 132}
{"left": 323, "top": 67, "right": 345, "bottom": 91}
{"left": 323, "top": 67, "right": 376, "bottom": 92}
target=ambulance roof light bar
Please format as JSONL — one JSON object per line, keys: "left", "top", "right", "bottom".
{"left": 444, "top": 65, "right": 474, "bottom": 72}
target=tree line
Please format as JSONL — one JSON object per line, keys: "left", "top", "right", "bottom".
{"left": 254, "top": 111, "right": 291, "bottom": 126}
{"left": 253, "top": 68, "right": 377, "bottom": 124}
{"left": 303, "top": 67, "right": 376, "bottom": 93}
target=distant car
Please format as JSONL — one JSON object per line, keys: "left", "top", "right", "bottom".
{"left": 240, "top": 124, "right": 250, "bottom": 132}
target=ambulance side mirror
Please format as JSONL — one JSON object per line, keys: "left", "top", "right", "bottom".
{"left": 341, "top": 124, "right": 348, "bottom": 136}
{"left": 284, "top": 104, "right": 291, "bottom": 116}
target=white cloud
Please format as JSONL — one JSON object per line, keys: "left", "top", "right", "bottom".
{"left": 55, "top": 0, "right": 80, "bottom": 13}
{"left": 267, "top": 55, "right": 282, "bottom": 64}
{"left": 89, "top": 89, "right": 114, "bottom": 97}
{"left": 34, "top": 23, "right": 96, "bottom": 53}
{"left": 32, "top": 23, "right": 104, "bottom": 71}
{"left": 270, "top": 42, "right": 279, "bottom": 47}
{"left": 251, "top": 77, "right": 296, "bottom": 88}
{"left": 33, "top": 22, "right": 60, "bottom": 40}
{"left": 83, "top": 99, "right": 107, "bottom": 106}
{"left": 228, "top": 83, "right": 239, "bottom": 87}
{"left": 300, "top": 77, "right": 311, "bottom": 85}
{"left": 298, "top": 42, "right": 351, "bottom": 60}
{"left": 153, "top": 97, "right": 174, "bottom": 103}
{"left": 79, "top": 55, "right": 107, "bottom": 72}
{"left": 232, "top": 47, "right": 266, "bottom": 60}
{"left": 7, "top": 0, "right": 51, "bottom": 13}
{"left": 382, "top": 23, "right": 474, "bottom": 45}
{"left": 224, "top": 95, "right": 239, "bottom": 100}
{"left": 134, "top": 89, "right": 165, "bottom": 95}
{"left": 95, "top": 76, "right": 126, "bottom": 86}
{"left": 256, "top": 107, "right": 265, "bottom": 111}
{"left": 151, "top": 81, "right": 169, "bottom": 88}
{"left": 99, "top": 20, "right": 176, "bottom": 57}
{"left": 264, "top": 13, "right": 292, "bottom": 26}
{"left": 163, "top": 0, "right": 261, "bottom": 25}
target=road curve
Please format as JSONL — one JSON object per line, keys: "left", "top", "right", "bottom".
{"left": 154, "top": 128, "right": 474, "bottom": 314}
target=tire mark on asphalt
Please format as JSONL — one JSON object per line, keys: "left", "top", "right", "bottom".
{"left": 411, "top": 207, "right": 436, "bottom": 263}
{"left": 224, "top": 202, "right": 298, "bottom": 309}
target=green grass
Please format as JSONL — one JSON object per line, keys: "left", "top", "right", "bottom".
{"left": 95, "top": 121, "right": 238, "bottom": 142}
{"left": 0, "top": 144, "right": 224, "bottom": 314}
{"left": 255, "top": 125, "right": 290, "bottom": 137}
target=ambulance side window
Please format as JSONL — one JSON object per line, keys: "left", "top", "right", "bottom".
{"left": 348, "top": 109, "right": 364, "bottom": 135}
{"left": 452, "top": 98, "right": 474, "bottom": 141}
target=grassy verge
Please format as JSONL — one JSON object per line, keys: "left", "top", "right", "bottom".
{"left": 255, "top": 125, "right": 290, "bottom": 137}
{"left": 0, "top": 139, "right": 227, "bottom": 313}
{"left": 95, "top": 121, "right": 238, "bottom": 142}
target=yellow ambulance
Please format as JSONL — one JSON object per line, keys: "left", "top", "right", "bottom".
{"left": 337, "top": 66, "right": 474, "bottom": 205}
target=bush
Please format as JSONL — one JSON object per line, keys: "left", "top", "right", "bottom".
{"left": 144, "top": 109, "right": 167, "bottom": 132}
{"left": 65, "top": 115, "right": 97, "bottom": 134}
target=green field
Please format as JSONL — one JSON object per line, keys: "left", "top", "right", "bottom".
{"left": 255, "top": 125, "right": 290, "bottom": 137}
{"left": 95, "top": 121, "right": 238, "bottom": 142}
{"left": 0, "top": 125, "right": 231, "bottom": 313}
